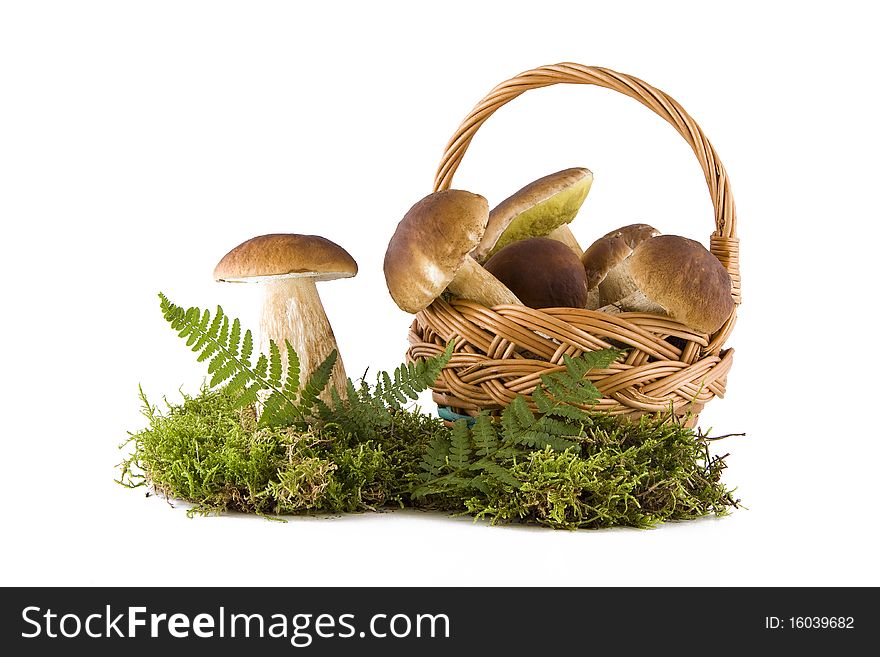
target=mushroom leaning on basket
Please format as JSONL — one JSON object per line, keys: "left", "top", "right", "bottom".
{"left": 383, "top": 190, "right": 522, "bottom": 313}
{"left": 470, "top": 167, "right": 593, "bottom": 262}
{"left": 483, "top": 236, "right": 590, "bottom": 309}
{"left": 213, "top": 233, "right": 357, "bottom": 402}
{"left": 581, "top": 223, "right": 660, "bottom": 309}
{"left": 588, "top": 233, "right": 735, "bottom": 335}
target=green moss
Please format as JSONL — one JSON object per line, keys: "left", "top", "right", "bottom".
{"left": 119, "top": 385, "right": 739, "bottom": 528}
{"left": 458, "top": 414, "right": 738, "bottom": 529}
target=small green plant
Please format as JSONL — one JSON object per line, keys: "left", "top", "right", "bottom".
{"left": 119, "top": 293, "right": 740, "bottom": 528}
{"left": 119, "top": 385, "right": 449, "bottom": 516}
{"left": 413, "top": 349, "right": 623, "bottom": 498}
{"left": 158, "top": 292, "right": 452, "bottom": 428}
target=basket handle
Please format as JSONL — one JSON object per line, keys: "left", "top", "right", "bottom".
{"left": 433, "top": 63, "right": 740, "bottom": 304}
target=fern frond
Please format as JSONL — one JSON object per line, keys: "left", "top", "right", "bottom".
{"left": 241, "top": 329, "right": 254, "bottom": 364}
{"left": 259, "top": 392, "right": 300, "bottom": 428}
{"left": 234, "top": 382, "right": 262, "bottom": 410}
{"left": 258, "top": 389, "right": 288, "bottom": 425}
{"left": 228, "top": 318, "right": 241, "bottom": 358}
{"left": 284, "top": 340, "right": 301, "bottom": 398}
{"left": 544, "top": 403, "right": 590, "bottom": 422}
{"left": 295, "top": 350, "right": 337, "bottom": 416}
{"left": 448, "top": 419, "right": 472, "bottom": 470}
{"left": 517, "top": 430, "right": 579, "bottom": 452}
{"left": 159, "top": 293, "right": 454, "bottom": 437}
{"left": 253, "top": 353, "right": 269, "bottom": 380}
{"left": 472, "top": 415, "right": 498, "bottom": 456}
{"left": 500, "top": 396, "right": 536, "bottom": 441}
{"left": 420, "top": 434, "right": 451, "bottom": 477}
{"left": 537, "top": 416, "right": 582, "bottom": 438}
{"left": 472, "top": 460, "right": 520, "bottom": 488}
{"left": 268, "top": 341, "right": 282, "bottom": 388}
{"left": 158, "top": 293, "right": 301, "bottom": 425}
{"left": 570, "top": 348, "right": 624, "bottom": 372}
{"left": 372, "top": 341, "right": 454, "bottom": 410}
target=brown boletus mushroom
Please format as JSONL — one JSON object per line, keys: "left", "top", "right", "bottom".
{"left": 596, "top": 234, "right": 734, "bottom": 334}
{"left": 214, "top": 233, "right": 357, "bottom": 401}
{"left": 470, "top": 168, "right": 593, "bottom": 262}
{"left": 601, "top": 223, "right": 660, "bottom": 248}
{"left": 483, "top": 237, "right": 590, "bottom": 309}
{"left": 581, "top": 223, "right": 660, "bottom": 309}
{"left": 383, "top": 190, "right": 521, "bottom": 313}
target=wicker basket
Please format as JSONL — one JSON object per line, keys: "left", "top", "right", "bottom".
{"left": 406, "top": 63, "right": 740, "bottom": 427}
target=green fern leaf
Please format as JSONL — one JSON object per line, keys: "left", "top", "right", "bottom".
{"left": 517, "top": 430, "right": 577, "bottom": 452}
{"left": 537, "top": 416, "right": 581, "bottom": 438}
{"left": 268, "top": 341, "right": 282, "bottom": 387}
{"left": 297, "top": 350, "right": 337, "bottom": 414}
{"left": 217, "top": 315, "right": 229, "bottom": 347}
{"left": 210, "top": 358, "right": 238, "bottom": 388}
{"left": 158, "top": 293, "right": 301, "bottom": 425}
{"left": 234, "top": 382, "right": 261, "bottom": 409}
{"left": 420, "top": 434, "right": 451, "bottom": 477}
{"left": 258, "top": 390, "right": 287, "bottom": 426}
{"left": 344, "top": 378, "right": 359, "bottom": 405}
{"left": 472, "top": 415, "right": 499, "bottom": 456}
{"left": 228, "top": 318, "right": 241, "bottom": 359}
{"left": 254, "top": 353, "right": 268, "bottom": 380}
{"left": 545, "top": 403, "right": 591, "bottom": 422}
{"left": 510, "top": 396, "right": 536, "bottom": 430}
{"left": 473, "top": 460, "right": 520, "bottom": 488}
{"left": 284, "top": 340, "right": 300, "bottom": 396}
{"left": 531, "top": 386, "right": 555, "bottom": 414}
{"left": 569, "top": 348, "right": 624, "bottom": 372}
{"left": 241, "top": 329, "right": 254, "bottom": 365}
{"left": 207, "top": 351, "right": 227, "bottom": 375}
{"left": 448, "top": 419, "right": 472, "bottom": 470}
{"left": 224, "top": 370, "right": 250, "bottom": 397}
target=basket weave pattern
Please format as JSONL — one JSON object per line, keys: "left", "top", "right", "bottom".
{"left": 407, "top": 63, "right": 740, "bottom": 423}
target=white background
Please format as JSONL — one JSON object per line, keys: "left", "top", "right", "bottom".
{"left": 2, "top": 0, "right": 877, "bottom": 587}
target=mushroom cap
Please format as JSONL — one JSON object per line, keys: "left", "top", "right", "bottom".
{"left": 383, "top": 190, "right": 489, "bottom": 313}
{"left": 472, "top": 168, "right": 593, "bottom": 262}
{"left": 581, "top": 236, "right": 633, "bottom": 290}
{"left": 483, "top": 237, "right": 589, "bottom": 309}
{"left": 628, "top": 235, "right": 734, "bottom": 334}
{"left": 601, "top": 223, "right": 660, "bottom": 248}
{"left": 214, "top": 234, "right": 357, "bottom": 283}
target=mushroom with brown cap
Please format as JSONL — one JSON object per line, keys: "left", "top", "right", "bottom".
{"left": 383, "top": 190, "right": 521, "bottom": 313}
{"left": 214, "top": 233, "right": 357, "bottom": 402}
{"left": 470, "top": 168, "right": 593, "bottom": 263}
{"left": 581, "top": 223, "right": 660, "bottom": 309}
{"left": 483, "top": 237, "right": 590, "bottom": 309}
{"left": 595, "top": 234, "right": 734, "bottom": 334}
{"left": 601, "top": 223, "right": 660, "bottom": 248}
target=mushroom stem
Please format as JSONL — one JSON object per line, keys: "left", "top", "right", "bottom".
{"left": 260, "top": 277, "right": 347, "bottom": 403}
{"left": 598, "top": 290, "right": 668, "bottom": 316}
{"left": 447, "top": 256, "right": 522, "bottom": 307}
{"left": 597, "top": 258, "right": 639, "bottom": 308}
{"left": 547, "top": 225, "right": 584, "bottom": 259}
{"left": 585, "top": 287, "right": 602, "bottom": 310}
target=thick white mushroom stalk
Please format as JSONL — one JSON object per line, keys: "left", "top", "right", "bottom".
{"left": 260, "top": 276, "right": 347, "bottom": 404}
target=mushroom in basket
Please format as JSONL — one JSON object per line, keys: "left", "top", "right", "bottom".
{"left": 214, "top": 233, "right": 357, "bottom": 401}
{"left": 581, "top": 223, "right": 660, "bottom": 309}
{"left": 470, "top": 167, "right": 593, "bottom": 262}
{"left": 585, "top": 232, "right": 734, "bottom": 335}
{"left": 383, "top": 190, "right": 522, "bottom": 313}
{"left": 483, "top": 236, "right": 590, "bottom": 309}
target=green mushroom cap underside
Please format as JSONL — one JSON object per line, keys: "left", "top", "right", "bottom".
{"left": 485, "top": 174, "right": 592, "bottom": 259}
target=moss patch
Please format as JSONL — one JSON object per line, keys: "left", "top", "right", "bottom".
{"left": 119, "top": 385, "right": 739, "bottom": 528}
